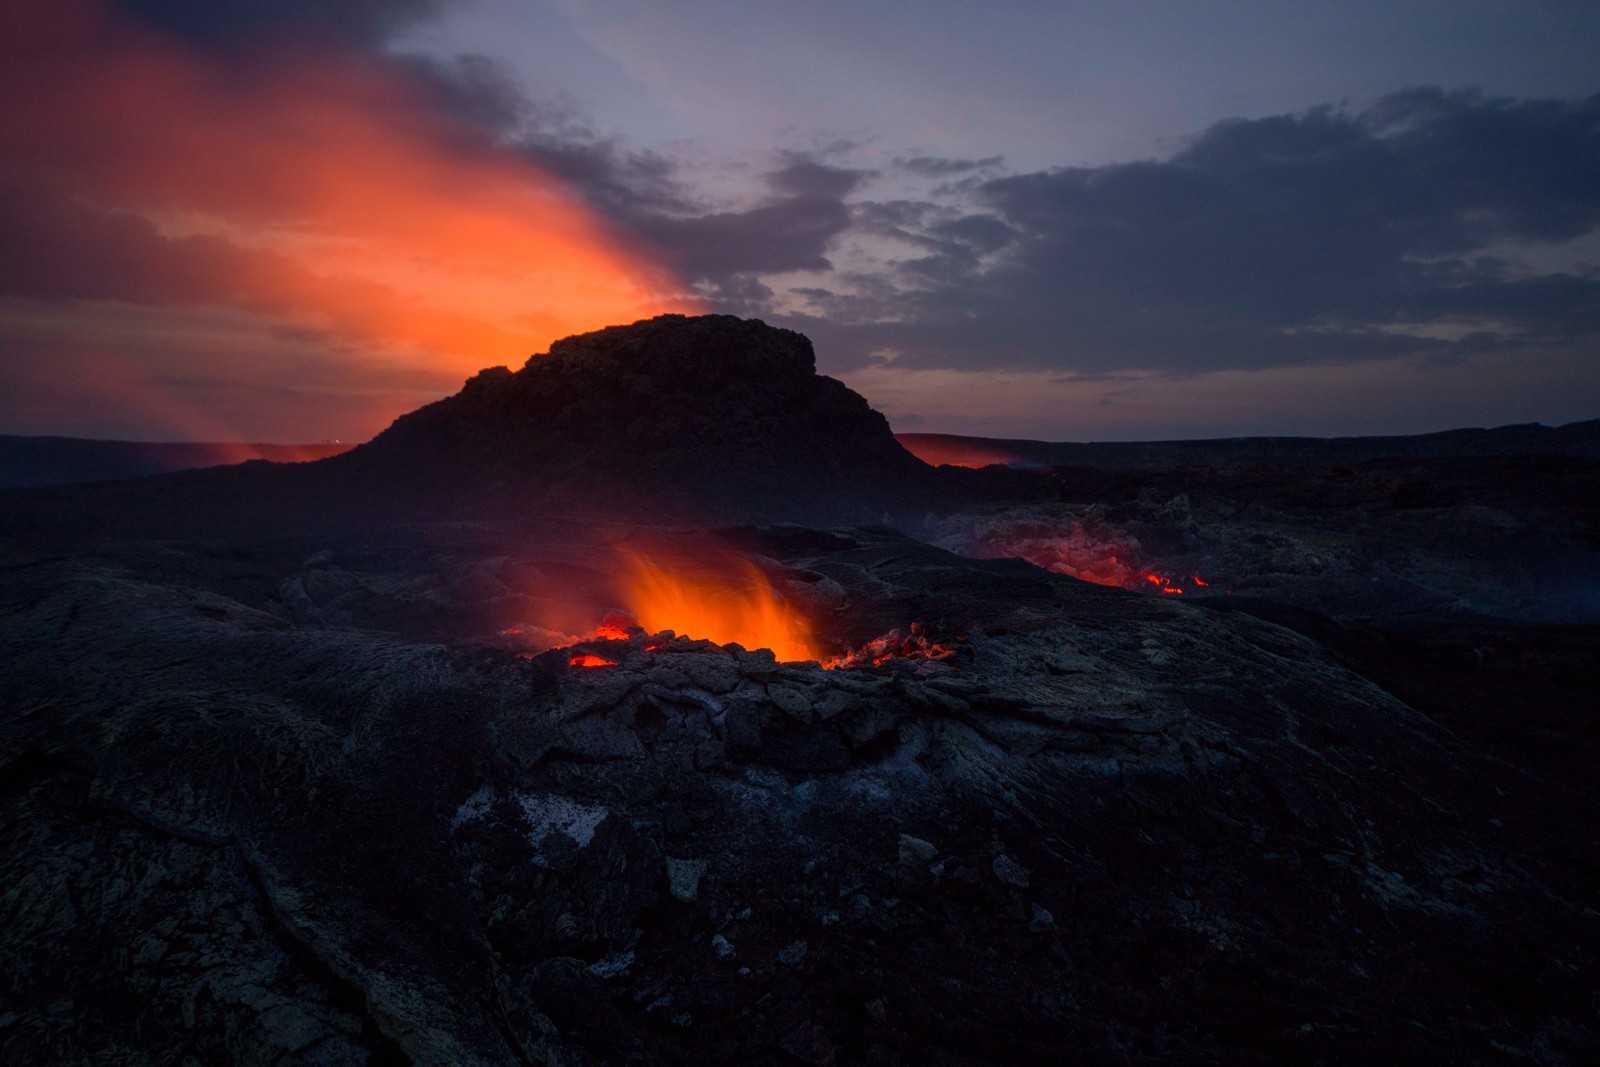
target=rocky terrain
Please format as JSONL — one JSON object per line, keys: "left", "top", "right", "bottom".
{"left": 899, "top": 420, "right": 1600, "bottom": 471}
{"left": 1, "top": 315, "right": 1598, "bottom": 1065}
{"left": 3, "top": 524, "right": 1597, "bottom": 1065}
{"left": 928, "top": 454, "right": 1600, "bottom": 625}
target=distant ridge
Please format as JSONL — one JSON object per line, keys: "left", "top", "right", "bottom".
{"left": 9, "top": 417, "right": 1598, "bottom": 493}
{"left": 898, "top": 420, "right": 1600, "bottom": 470}
{"left": 0, "top": 315, "right": 945, "bottom": 548}
{"left": 0, "top": 436, "right": 354, "bottom": 489}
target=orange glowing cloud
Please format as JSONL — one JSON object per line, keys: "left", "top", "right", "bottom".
{"left": 0, "top": 0, "right": 699, "bottom": 438}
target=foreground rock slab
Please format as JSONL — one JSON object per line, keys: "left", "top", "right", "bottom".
{"left": 1, "top": 524, "right": 1596, "bottom": 1065}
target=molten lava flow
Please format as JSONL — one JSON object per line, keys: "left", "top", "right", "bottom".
{"left": 537, "top": 550, "right": 968, "bottom": 669}
{"left": 590, "top": 612, "right": 641, "bottom": 641}
{"left": 826, "top": 624, "right": 960, "bottom": 670}
{"left": 973, "top": 521, "right": 1210, "bottom": 596}
{"left": 616, "top": 551, "right": 823, "bottom": 663}
{"left": 1142, "top": 572, "right": 1185, "bottom": 595}
{"left": 981, "top": 521, "right": 1139, "bottom": 587}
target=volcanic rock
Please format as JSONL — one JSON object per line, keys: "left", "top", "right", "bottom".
{"left": 0, "top": 315, "right": 947, "bottom": 550}
{"left": 350, "top": 314, "right": 937, "bottom": 521}
{"left": 899, "top": 418, "right": 1600, "bottom": 470}
{"left": 2, "top": 317, "right": 1598, "bottom": 1065}
{"left": 665, "top": 857, "right": 707, "bottom": 903}
{"left": 2, "top": 522, "right": 1596, "bottom": 1064}
{"left": 897, "top": 833, "right": 939, "bottom": 867}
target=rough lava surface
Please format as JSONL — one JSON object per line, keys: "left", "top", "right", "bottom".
{"left": 0, "top": 316, "right": 1597, "bottom": 1065}
{"left": 1, "top": 523, "right": 1597, "bottom": 1065}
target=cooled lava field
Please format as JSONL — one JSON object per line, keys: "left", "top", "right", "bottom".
{"left": 2, "top": 316, "right": 1597, "bottom": 1066}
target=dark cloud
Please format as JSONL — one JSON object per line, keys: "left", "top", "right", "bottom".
{"left": 690, "top": 274, "right": 776, "bottom": 318}
{"left": 619, "top": 156, "right": 871, "bottom": 282}
{"left": 111, "top": 0, "right": 456, "bottom": 47}
{"left": 398, "top": 51, "right": 533, "bottom": 133}
{"left": 104, "top": 3, "right": 863, "bottom": 289}
{"left": 894, "top": 155, "right": 1005, "bottom": 177}
{"left": 398, "top": 53, "right": 693, "bottom": 220}
{"left": 930, "top": 214, "right": 1018, "bottom": 255}
{"left": 598, "top": 155, "right": 868, "bottom": 283}
{"left": 0, "top": 175, "right": 255, "bottom": 305}
{"left": 766, "top": 157, "right": 875, "bottom": 199}
{"left": 635, "top": 195, "right": 853, "bottom": 280}
{"left": 397, "top": 56, "right": 860, "bottom": 284}
{"left": 779, "top": 89, "right": 1600, "bottom": 377}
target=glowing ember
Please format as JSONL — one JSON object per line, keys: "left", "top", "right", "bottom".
{"left": 543, "top": 548, "right": 966, "bottom": 669}
{"left": 974, "top": 522, "right": 1210, "bottom": 596}
{"left": 981, "top": 521, "right": 1140, "bottom": 587}
{"left": 616, "top": 550, "right": 823, "bottom": 663}
{"left": 590, "top": 612, "right": 641, "bottom": 641}
{"left": 1142, "top": 572, "right": 1185, "bottom": 595}
{"left": 826, "top": 624, "right": 960, "bottom": 669}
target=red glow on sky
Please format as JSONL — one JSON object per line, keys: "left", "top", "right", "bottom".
{"left": 896, "top": 434, "right": 1022, "bottom": 469}
{"left": 0, "top": 0, "right": 699, "bottom": 441}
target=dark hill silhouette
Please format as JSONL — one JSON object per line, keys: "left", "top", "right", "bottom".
{"left": 344, "top": 314, "right": 937, "bottom": 517}
{"left": 0, "top": 315, "right": 948, "bottom": 550}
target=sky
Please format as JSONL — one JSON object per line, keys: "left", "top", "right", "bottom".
{"left": 1, "top": 0, "right": 1597, "bottom": 442}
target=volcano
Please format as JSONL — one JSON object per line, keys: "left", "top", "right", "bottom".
{"left": 1, "top": 316, "right": 1598, "bottom": 1066}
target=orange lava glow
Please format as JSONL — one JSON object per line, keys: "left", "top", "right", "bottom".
{"left": 616, "top": 550, "right": 823, "bottom": 663}
{"left": 590, "top": 613, "right": 641, "bottom": 641}
{"left": 0, "top": 1, "right": 699, "bottom": 439}
{"left": 895, "top": 434, "right": 1023, "bottom": 469}
{"left": 824, "top": 624, "right": 959, "bottom": 669}
{"left": 976, "top": 523, "right": 1210, "bottom": 595}
{"left": 569, "top": 653, "right": 618, "bottom": 668}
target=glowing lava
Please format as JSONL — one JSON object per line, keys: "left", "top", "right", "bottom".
{"left": 616, "top": 551, "right": 823, "bottom": 663}
{"left": 824, "top": 624, "right": 959, "bottom": 669}
{"left": 974, "top": 522, "right": 1209, "bottom": 595}
{"left": 1143, "top": 573, "right": 1185, "bottom": 595}
{"left": 541, "top": 549, "right": 965, "bottom": 669}
{"left": 590, "top": 612, "right": 640, "bottom": 641}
